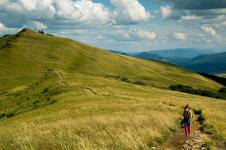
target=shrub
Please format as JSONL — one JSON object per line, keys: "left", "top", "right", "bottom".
{"left": 0, "top": 113, "right": 6, "bottom": 119}
{"left": 38, "top": 30, "right": 45, "bottom": 34}
{"left": 120, "top": 77, "right": 131, "bottom": 83}
{"left": 2, "top": 34, "right": 9, "bottom": 38}
{"left": 201, "top": 123, "right": 216, "bottom": 135}
{"left": 5, "top": 112, "right": 16, "bottom": 118}
{"left": 169, "top": 84, "right": 225, "bottom": 100}
{"left": 197, "top": 113, "right": 206, "bottom": 125}
{"left": 133, "top": 80, "right": 146, "bottom": 86}
{"left": 219, "top": 88, "right": 226, "bottom": 93}
{"left": 193, "top": 108, "right": 202, "bottom": 115}
{"left": 47, "top": 33, "right": 54, "bottom": 36}
{"left": 42, "top": 87, "right": 49, "bottom": 94}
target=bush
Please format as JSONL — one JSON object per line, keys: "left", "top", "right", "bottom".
{"left": 119, "top": 77, "right": 130, "bottom": 83}
{"left": 133, "top": 80, "right": 146, "bottom": 86}
{"left": 38, "top": 30, "right": 45, "bottom": 34}
{"left": 2, "top": 34, "right": 9, "bottom": 38}
{"left": 219, "top": 88, "right": 226, "bottom": 93}
{"left": 47, "top": 33, "right": 54, "bottom": 36}
{"left": 197, "top": 113, "right": 206, "bottom": 125}
{"left": 193, "top": 108, "right": 202, "bottom": 115}
{"left": 169, "top": 84, "right": 225, "bottom": 100}
{"left": 5, "top": 112, "right": 15, "bottom": 118}
{"left": 201, "top": 123, "right": 216, "bottom": 135}
{"left": 42, "top": 87, "right": 49, "bottom": 94}
{"left": 0, "top": 113, "right": 6, "bottom": 119}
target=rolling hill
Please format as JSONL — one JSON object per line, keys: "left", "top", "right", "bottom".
{"left": 0, "top": 29, "right": 221, "bottom": 92}
{"left": 0, "top": 29, "right": 226, "bottom": 149}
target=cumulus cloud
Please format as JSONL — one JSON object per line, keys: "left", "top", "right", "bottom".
{"left": 220, "top": 21, "right": 226, "bottom": 26}
{"left": 1, "top": 0, "right": 56, "bottom": 19}
{"left": 201, "top": 25, "right": 223, "bottom": 42}
{"left": 74, "top": 0, "right": 113, "bottom": 25}
{"left": 160, "top": 6, "right": 172, "bottom": 19}
{"left": 111, "top": 0, "right": 150, "bottom": 24}
{"left": 0, "top": 22, "right": 7, "bottom": 32}
{"left": 201, "top": 26, "right": 216, "bottom": 36}
{"left": 0, "top": 0, "right": 150, "bottom": 29}
{"left": 136, "top": 29, "right": 157, "bottom": 40}
{"left": 25, "top": 21, "right": 48, "bottom": 30}
{"left": 54, "top": 0, "right": 81, "bottom": 20}
{"left": 0, "top": 22, "right": 18, "bottom": 34}
{"left": 114, "top": 29, "right": 156, "bottom": 41}
{"left": 173, "top": 32, "right": 186, "bottom": 40}
{"left": 180, "top": 15, "right": 202, "bottom": 21}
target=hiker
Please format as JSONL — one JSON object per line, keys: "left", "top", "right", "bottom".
{"left": 183, "top": 104, "right": 192, "bottom": 136}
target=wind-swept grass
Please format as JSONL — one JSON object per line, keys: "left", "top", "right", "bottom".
{"left": 0, "top": 29, "right": 226, "bottom": 149}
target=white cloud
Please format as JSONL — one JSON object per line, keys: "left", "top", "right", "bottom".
{"left": 54, "top": 0, "right": 81, "bottom": 20}
{"left": 0, "top": 22, "right": 6, "bottom": 31}
{"left": 0, "top": 0, "right": 56, "bottom": 19}
{"left": 25, "top": 21, "right": 48, "bottom": 30}
{"left": 111, "top": 0, "right": 150, "bottom": 24}
{"left": 74, "top": 0, "right": 113, "bottom": 25}
{"left": 220, "top": 21, "right": 226, "bottom": 26}
{"left": 173, "top": 32, "right": 186, "bottom": 40}
{"left": 201, "top": 25, "right": 223, "bottom": 43}
{"left": 0, "top": 0, "right": 150, "bottom": 27}
{"left": 180, "top": 15, "right": 202, "bottom": 21}
{"left": 160, "top": 6, "right": 172, "bottom": 19}
{"left": 136, "top": 29, "right": 157, "bottom": 40}
{"left": 0, "top": 22, "right": 18, "bottom": 34}
{"left": 201, "top": 26, "right": 216, "bottom": 36}
{"left": 114, "top": 29, "right": 156, "bottom": 41}
{"left": 0, "top": 0, "right": 112, "bottom": 26}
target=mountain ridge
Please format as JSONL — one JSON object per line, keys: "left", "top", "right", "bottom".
{"left": 0, "top": 29, "right": 222, "bottom": 92}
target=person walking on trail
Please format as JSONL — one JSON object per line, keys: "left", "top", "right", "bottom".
{"left": 183, "top": 104, "right": 192, "bottom": 136}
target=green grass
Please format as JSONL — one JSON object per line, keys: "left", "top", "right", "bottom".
{"left": 218, "top": 74, "right": 226, "bottom": 78}
{"left": 0, "top": 29, "right": 226, "bottom": 149}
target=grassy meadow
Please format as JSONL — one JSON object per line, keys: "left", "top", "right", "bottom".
{"left": 0, "top": 29, "right": 226, "bottom": 149}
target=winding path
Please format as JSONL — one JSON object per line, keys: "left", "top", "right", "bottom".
{"left": 26, "top": 46, "right": 68, "bottom": 86}
{"left": 25, "top": 46, "right": 97, "bottom": 96}
{"left": 159, "top": 115, "right": 208, "bottom": 150}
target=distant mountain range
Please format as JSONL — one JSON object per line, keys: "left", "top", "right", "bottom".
{"left": 178, "top": 52, "right": 226, "bottom": 74}
{"left": 113, "top": 48, "right": 226, "bottom": 74}
{"left": 131, "top": 48, "right": 220, "bottom": 60}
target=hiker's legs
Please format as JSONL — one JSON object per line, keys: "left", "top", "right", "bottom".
{"left": 184, "top": 125, "right": 188, "bottom": 136}
{"left": 188, "top": 120, "right": 191, "bottom": 135}
{"left": 188, "top": 125, "right": 191, "bottom": 135}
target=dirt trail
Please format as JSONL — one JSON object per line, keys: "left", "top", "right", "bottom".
{"left": 26, "top": 46, "right": 48, "bottom": 72}
{"left": 79, "top": 86, "right": 97, "bottom": 95}
{"left": 26, "top": 46, "right": 99, "bottom": 96}
{"left": 54, "top": 70, "right": 69, "bottom": 86}
{"left": 160, "top": 115, "right": 208, "bottom": 150}
{"left": 26, "top": 46, "right": 70, "bottom": 86}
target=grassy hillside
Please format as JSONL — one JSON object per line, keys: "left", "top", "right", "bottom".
{"left": 0, "top": 29, "right": 222, "bottom": 92}
{"left": 0, "top": 29, "right": 226, "bottom": 149}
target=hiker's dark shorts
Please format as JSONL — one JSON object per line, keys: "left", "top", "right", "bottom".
{"left": 184, "top": 119, "right": 192, "bottom": 126}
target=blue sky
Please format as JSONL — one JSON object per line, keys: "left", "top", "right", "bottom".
{"left": 0, "top": 0, "right": 226, "bottom": 52}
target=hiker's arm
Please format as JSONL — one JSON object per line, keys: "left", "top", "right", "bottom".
{"left": 189, "top": 110, "right": 193, "bottom": 119}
